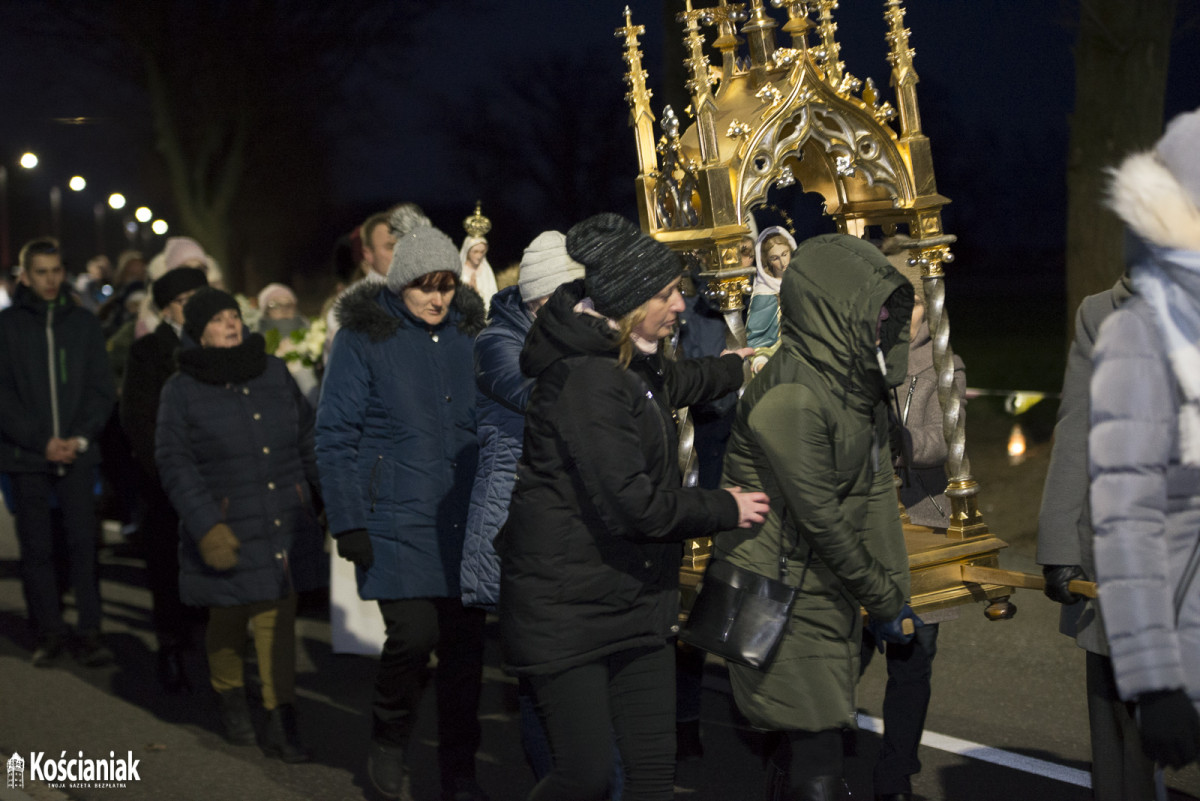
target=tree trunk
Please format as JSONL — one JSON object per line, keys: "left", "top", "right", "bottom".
{"left": 1065, "top": 0, "right": 1176, "bottom": 323}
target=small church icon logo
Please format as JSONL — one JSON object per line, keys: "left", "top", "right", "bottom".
{"left": 7, "top": 752, "right": 24, "bottom": 789}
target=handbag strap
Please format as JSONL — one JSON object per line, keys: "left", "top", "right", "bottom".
{"left": 776, "top": 507, "right": 813, "bottom": 589}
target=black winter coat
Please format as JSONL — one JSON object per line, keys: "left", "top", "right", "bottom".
{"left": 0, "top": 285, "right": 115, "bottom": 473}
{"left": 120, "top": 321, "right": 180, "bottom": 480}
{"left": 155, "top": 337, "right": 324, "bottom": 607}
{"left": 497, "top": 279, "right": 743, "bottom": 675}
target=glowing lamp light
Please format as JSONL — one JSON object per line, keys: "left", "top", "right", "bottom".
{"left": 108, "top": 193, "right": 126, "bottom": 210}
{"left": 134, "top": 206, "right": 152, "bottom": 223}
{"left": 1007, "top": 423, "right": 1027, "bottom": 466}
{"left": 19, "top": 152, "right": 38, "bottom": 169}
{"left": 151, "top": 219, "right": 168, "bottom": 235}
{"left": 124, "top": 221, "right": 138, "bottom": 235}
{"left": 69, "top": 176, "right": 86, "bottom": 191}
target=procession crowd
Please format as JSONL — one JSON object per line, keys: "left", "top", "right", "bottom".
{"left": 2, "top": 106, "right": 1199, "bottom": 801}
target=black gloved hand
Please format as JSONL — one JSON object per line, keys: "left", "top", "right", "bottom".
{"left": 866, "top": 604, "right": 921, "bottom": 654}
{"left": 309, "top": 485, "right": 325, "bottom": 519}
{"left": 1042, "top": 564, "right": 1086, "bottom": 605}
{"left": 1138, "top": 688, "right": 1200, "bottom": 768}
{"left": 335, "top": 528, "right": 374, "bottom": 570}
{"left": 886, "top": 413, "right": 911, "bottom": 467}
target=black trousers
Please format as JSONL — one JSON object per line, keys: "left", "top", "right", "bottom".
{"left": 374, "top": 597, "right": 486, "bottom": 786}
{"left": 527, "top": 643, "right": 675, "bottom": 801}
{"left": 766, "top": 728, "right": 845, "bottom": 797}
{"left": 1086, "top": 649, "right": 1155, "bottom": 801}
{"left": 138, "top": 477, "right": 194, "bottom": 648}
{"left": 11, "top": 467, "right": 102, "bottom": 640}
{"left": 860, "top": 621, "right": 940, "bottom": 794}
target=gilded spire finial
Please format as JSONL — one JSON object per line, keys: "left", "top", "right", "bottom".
{"left": 677, "top": 1, "right": 720, "bottom": 163}
{"left": 710, "top": 0, "right": 748, "bottom": 75}
{"left": 815, "top": 1, "right": 843, "bottom": 85}
{"left": 884, "top": 0, "right": 922, "bottom": 136}
{"left": 740, "top": 0, "right": 778, "bottom": 70}
{"left": 463, "top": 201, "right": 491, "bottom": 239}
{"left": 616, "top": 7, "right": 658, "bottom": 175}
{"left": 779, "top": 2, "right": 815, "bottom": 48}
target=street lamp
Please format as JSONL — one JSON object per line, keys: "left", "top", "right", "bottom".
{"left": 151, "top": 219, "right": 168, "bottom": 235}
{"left": 68, "top": 176, "right": 86, "bottom": 192}
{"left": 134, "top": 206, "right": 152, "bottom": 223}
{"left": 19, "top": 152, "right": 38, "bottom": 170}
{"left": 108, "top": 193, "right": 126, "bottom": 210}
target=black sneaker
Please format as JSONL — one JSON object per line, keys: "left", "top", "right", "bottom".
{"left": 31, "top": 636, "right": 66, "bottom": 668}
{"left": 75, "top": 633, "right": 115, "bottom": 667}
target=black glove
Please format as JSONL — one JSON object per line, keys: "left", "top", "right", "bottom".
{"left": 1137, "top": 688, "right": 1200, "bottom": 768}
{"left": 866, "top": 604, "right": 922, "bottom": 654}
{"left": 309, "top": 485, "right": 325, "bottom": 519}
{"left": 886, "top": 410, "right": 911, "bottom": 467}
{"left": 335, "top": 528, "right": 374, "bottom": 570}
{"left": 1042, "top": 564, "right": 1086, "bottom": 605}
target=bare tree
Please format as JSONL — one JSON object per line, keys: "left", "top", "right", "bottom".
{"left": 1064, "top": 0, "right": 1178, "bottom": 321}
{"left": 13, "top": 0, "right": 446, "bottom": 290}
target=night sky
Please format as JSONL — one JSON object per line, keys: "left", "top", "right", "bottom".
{"left": 0, "top": 0, "right": 1196, "bottom": 315}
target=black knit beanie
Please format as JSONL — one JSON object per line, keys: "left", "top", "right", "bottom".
{"left": 152, "top": 266, "right": 208, "bottom": 309}
{"left": 567, "top": 213, "right": 681, "bottom": 319}
{"left": 183, "top": 287, "right": 240, "bottom": 343}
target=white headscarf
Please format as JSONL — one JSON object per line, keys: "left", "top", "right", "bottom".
{"left": 459, "top": 235, "right": 498, "bottom": 309}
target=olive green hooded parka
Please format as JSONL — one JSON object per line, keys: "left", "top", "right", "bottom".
{"left": 714, "top": 233, "right": 914, "bottom": 733}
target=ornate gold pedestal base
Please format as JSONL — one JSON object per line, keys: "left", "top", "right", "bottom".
{"left": 678, "top": 525, "right": 1020, "bottom": 622}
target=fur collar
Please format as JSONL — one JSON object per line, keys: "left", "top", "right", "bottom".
{"left": 335, "top": 280, "right": 487, "bottom": 343}
{"left": 1108, "top": 152, "right": 1200, "bottom": 251}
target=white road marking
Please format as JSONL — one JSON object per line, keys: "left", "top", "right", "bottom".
{"left": 857, "top": 713, "right": 1091, "bottom": 788}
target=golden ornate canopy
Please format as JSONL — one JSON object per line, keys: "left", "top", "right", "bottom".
{"left": 620, "top": 1, "right": 1018, "bottom": 616}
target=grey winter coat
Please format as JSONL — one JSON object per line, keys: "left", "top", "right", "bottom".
{"left": 1036, "top": 277, "right": 1132, "bottom": 655}
{"left": 897, "top": 319, "right": 964, "bottom": 528}
{"left": 1090, "top": 294, "right": 1200, "bottom": 707}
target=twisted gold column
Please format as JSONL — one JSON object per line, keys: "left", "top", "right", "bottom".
{"left": 914, "top": 237, "right": 988, "bottom": 539}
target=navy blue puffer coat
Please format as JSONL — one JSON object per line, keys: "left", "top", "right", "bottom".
{"left": 461, "top": 285, "right": 534, "bottom": 608}
{"left": 316, "top": 282, "right": 486, "bottom": 600}
{"left": 155, "top": 340, "right": 324, "bottom": 608}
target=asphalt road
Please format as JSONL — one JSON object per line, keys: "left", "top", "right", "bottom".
{"left": 1, "top": 499, "right": 1198, "bottom": 800}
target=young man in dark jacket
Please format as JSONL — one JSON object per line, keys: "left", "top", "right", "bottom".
{"left": 0, "top": 238, "right": 116, "bottom": 666}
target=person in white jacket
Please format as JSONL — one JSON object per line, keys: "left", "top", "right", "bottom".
{"left": 1089, "top": 105, "right": 1200, "bottom": 771}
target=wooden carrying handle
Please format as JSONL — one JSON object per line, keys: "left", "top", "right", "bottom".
{"left": 960, "top": 564, "right": 1098, "bottom": 599}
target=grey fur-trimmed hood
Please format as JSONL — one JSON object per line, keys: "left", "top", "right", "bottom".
{"left": 335, "top": 279, "right": 487, "bottom": 343}
{"left": 1108, "top": 151, "right": 1200, "bottom": 252}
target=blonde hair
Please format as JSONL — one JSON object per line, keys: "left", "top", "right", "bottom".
{"left": 615, "top": 304, "right": 649, "bottom": 368}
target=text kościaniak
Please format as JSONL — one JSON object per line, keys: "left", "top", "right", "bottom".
{"left": 28, "top": 750, "right": 141, "bottom": 784}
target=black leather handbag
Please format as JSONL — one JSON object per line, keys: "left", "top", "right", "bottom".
{"left": 680, "top": 508, "right": 809, "bottom": 671}
{"left": 679, "top": 558, "right": 796, "bottom": 669}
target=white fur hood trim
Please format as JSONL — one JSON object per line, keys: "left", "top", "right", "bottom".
{"left": 1107, "top": 152, "right": 1200, "bottom": 251}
